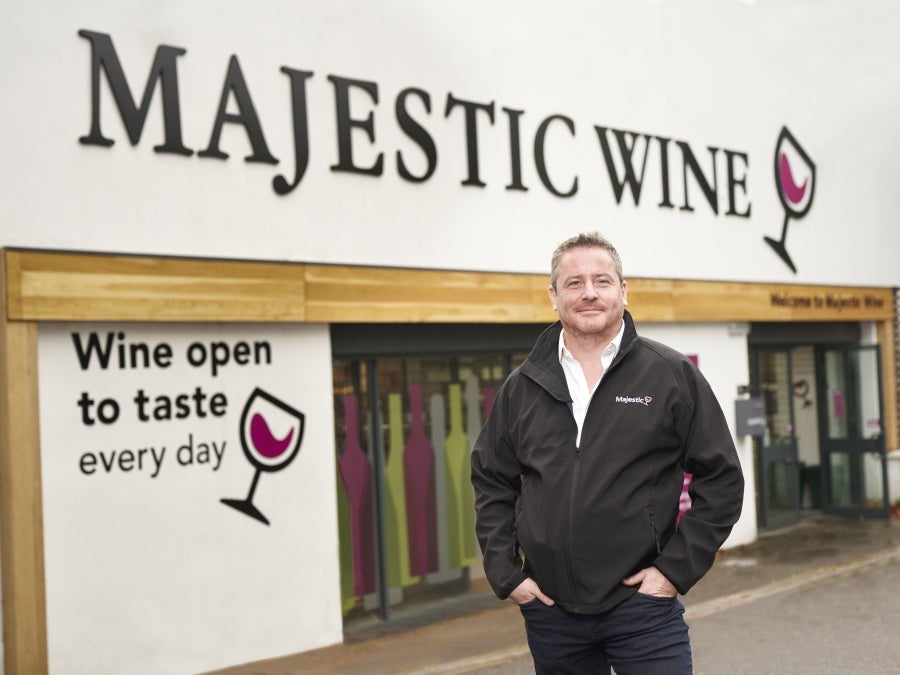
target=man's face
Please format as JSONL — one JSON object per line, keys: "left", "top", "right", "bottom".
{"left": 548, "top": 246, "right": 627, "bottom": 341}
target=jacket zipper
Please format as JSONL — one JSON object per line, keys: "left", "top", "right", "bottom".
{"left": 553, "top": 330, "right": 635, "bottom": 612}
{"left": 568, "top": 443, "right": 581, "bottom": 609}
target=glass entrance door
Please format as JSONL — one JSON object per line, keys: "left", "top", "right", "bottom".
{"left": 816, "top": 346, "right": 889, "bottom": 516}
{"left": 752, "top": 348, "right": 800, "bottom": 528}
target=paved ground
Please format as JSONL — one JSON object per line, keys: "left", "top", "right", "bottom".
{"left": 205, "top": 514, "right": 900, "bottom": 674}
{"left": 444, "top": 546, "right": 900, "bottom": 674}
{"left": 690, "top": 554, "right": 900, "bottom": 674}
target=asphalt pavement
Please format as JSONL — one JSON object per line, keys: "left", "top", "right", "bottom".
{"left": 206, "top": 513, "right": 900, "bottom": 674}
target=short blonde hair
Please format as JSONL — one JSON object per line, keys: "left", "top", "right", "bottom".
{"left": 550, "top": 232, "right": 624, "bottom": 289}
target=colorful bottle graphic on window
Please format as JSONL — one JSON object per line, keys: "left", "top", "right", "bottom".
{"left": 335, "top": 367, "right": 501, "bottom": 609}
{"left": 338, "top": 394, "right": 375, "bottom": 597}
{"left": 385, "top": 393, "right": 418, "bottom": 587}
{"left": 445, "top": 383, "right": 478, "bottom": 568}
{"left": 403, "top": 384, "right": 439, "bottom": 576}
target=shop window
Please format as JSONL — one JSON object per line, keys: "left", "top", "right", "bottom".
{"left": 333, "top": 350, "right": 526, "bottom": 624}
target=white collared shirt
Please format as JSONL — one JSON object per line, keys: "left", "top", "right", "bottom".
{"left": 558, "top": 320, "right": 625, "bottom": 447}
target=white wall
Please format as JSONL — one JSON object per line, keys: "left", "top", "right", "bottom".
{"left": 38, "top": 323, "right": 341, "bottom": 674}
{"left": 639, "top": 322, "right": 757, "bottom": 548}
{"left": 2, "top": 1, "right": 900, "bottom": 286}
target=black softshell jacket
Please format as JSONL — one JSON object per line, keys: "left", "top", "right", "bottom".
{"left": 471, "top": 312, "right": 744, "bottom": 614}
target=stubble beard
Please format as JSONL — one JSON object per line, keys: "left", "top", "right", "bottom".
{"left": 567, "top": 307, "right": 622, "bottom": 344}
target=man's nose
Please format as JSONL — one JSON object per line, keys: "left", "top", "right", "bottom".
{"left": 583, "top": 283, "right": 599, "bottom": 299}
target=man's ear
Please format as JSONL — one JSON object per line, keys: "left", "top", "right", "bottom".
{"left": 548, "top": 285, "right": 558, "bottom": 311}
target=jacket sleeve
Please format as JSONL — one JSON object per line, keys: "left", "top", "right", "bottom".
{"left": 470, "top": 378, "right": 529, "bottom": 600}
{"left": 653, "top": 361, "right": 745, "bottom": 594}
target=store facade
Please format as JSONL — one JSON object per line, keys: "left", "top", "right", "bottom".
{"left": 2, "top": 2, "right": 899, "bottom": 673}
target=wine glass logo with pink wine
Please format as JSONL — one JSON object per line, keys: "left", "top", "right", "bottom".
{"left": 221, "top": 387, "right": 304, "bottom": 525}
{"left": 764, "top": 126, "right": 816, "bottom": 273}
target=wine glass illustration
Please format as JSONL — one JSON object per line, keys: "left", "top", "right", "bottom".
{"left": 222, "top": 387, "right": 304, "bottom": 525}
{"left": 764, "top": 126, "right": 816, "bottom": 273}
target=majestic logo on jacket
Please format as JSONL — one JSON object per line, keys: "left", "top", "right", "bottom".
{"left": 615, "top": 395, "right": 653, "bottom": 406}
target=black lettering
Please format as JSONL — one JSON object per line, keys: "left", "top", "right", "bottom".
{"left": 328, "top": 75, "right": 384, "bottom": 176}
{"left": 273, "top": 67, "right": 314, "bottom": 195}
{"left": 153, "top": 342, "right": 173, "bottom": 368}
{"left": 78, "top": 30, "right": 192, "bottom": 155}
{"left": 656, "top": 136, "right": 674, "bottom": 209}
{"left": 725, "top": 149, "right": 751, "bottom": 217}
{"left": 124, "top": 340, "right": 151, "bottom": 369}
{"left": 153, "top": 394, "right": 173, "bottom": 421}
{"left": 395, "top": 87, "right": 437, "bottom": 183}
{"left": 233, "top": 341, "right": 251, "bottom": 365}
{"left": 118, "top": 449, "right": 135, "bottom": 472}
{"left": 99, "top": 451, "right": 116, "bottom": 472}
{"left": 210, "top": 341, "right": 230, "bottom": 377}
{"left": 199, "top": 55, "right": 278, "bottom": 163}
{"left": 595, "top": 127, "right": 649, "bottom": 206}
{"left": 253, "top": 340, "right": 272, "bottom": 366}
{"left": 71, "top": 331, "right": 115, "bottom": 370}
{"left": 192, "top": 386, "right": 209, "bottom": 418}
{"left": 96, "top": 398, "right": 120, "bottom": 424}
{"left": 80, "top": 453, "right": 97, "bottom": 475}
{"left": 445, "top": 93, "right": 495, "bottom": 187}
{"left": 535, "top": 115, "right": 577, "bottom": 198}
{"left": 175, "top": 393, "right": 191, "bottom": 419}
{"left": 210, "top": 393, "right": 228, "bottom": 416}
{"left": 677, "top": 141, "right": 719, "bottom": 213}
{"left": 503, "top": 107, "right": 527, "bottom": 192}
{"left": 134, "top": 388, "right": 150, "bottom": 422}
{"left": 186, "top": 342, "right": 207, "bottom": 368}
{"left": 77, "top": 392, "right": 96, "bottom": 425}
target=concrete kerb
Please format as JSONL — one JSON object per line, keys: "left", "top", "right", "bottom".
{"left": 684, "top": 545, "right": 900, "bottom": 620}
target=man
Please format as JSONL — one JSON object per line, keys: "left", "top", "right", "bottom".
{"left": 471, "top": 232, "right": 744, "bottom": 674}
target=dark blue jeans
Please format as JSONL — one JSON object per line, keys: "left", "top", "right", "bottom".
{"left": 519, "top": 592, "right": 692, "bottom": 674}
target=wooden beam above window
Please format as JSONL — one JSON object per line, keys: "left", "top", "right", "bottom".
{"left": 3, "top": 249, "right": 895, "bottom": 324}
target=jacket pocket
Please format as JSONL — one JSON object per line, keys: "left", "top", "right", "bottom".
{"left": 513, "top": 495, "right": 524, "bottom": 560}
{"left": 647, "top": 510, "right": 661, "bottom": 554}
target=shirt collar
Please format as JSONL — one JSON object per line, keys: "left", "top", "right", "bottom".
{"left": 557, "top": 319, "right": 626, "bottom": 364}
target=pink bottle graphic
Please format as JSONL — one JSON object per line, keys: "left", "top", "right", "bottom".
{"left": 403, "top": 384, "right": 438, "bottom": 576}
{"left": 338, "top": 395, "right": 375, "bottom": 596}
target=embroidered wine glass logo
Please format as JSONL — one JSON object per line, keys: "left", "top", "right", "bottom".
{"left": 764, "top": 126, "right": 816, "bottom": 273}
{"left": 221, "top": 387, "right": 305, "bottom": 525}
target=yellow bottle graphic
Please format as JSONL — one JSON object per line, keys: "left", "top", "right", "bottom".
{"left": 385, "top": 393, "right": 418, "bottom": 587}
{"left": 445, "top": 383, "right": 477, "bottom": 568}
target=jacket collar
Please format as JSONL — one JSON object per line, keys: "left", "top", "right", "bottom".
{"left": 520, "top": 311, "right": 640, "bottom": 401}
